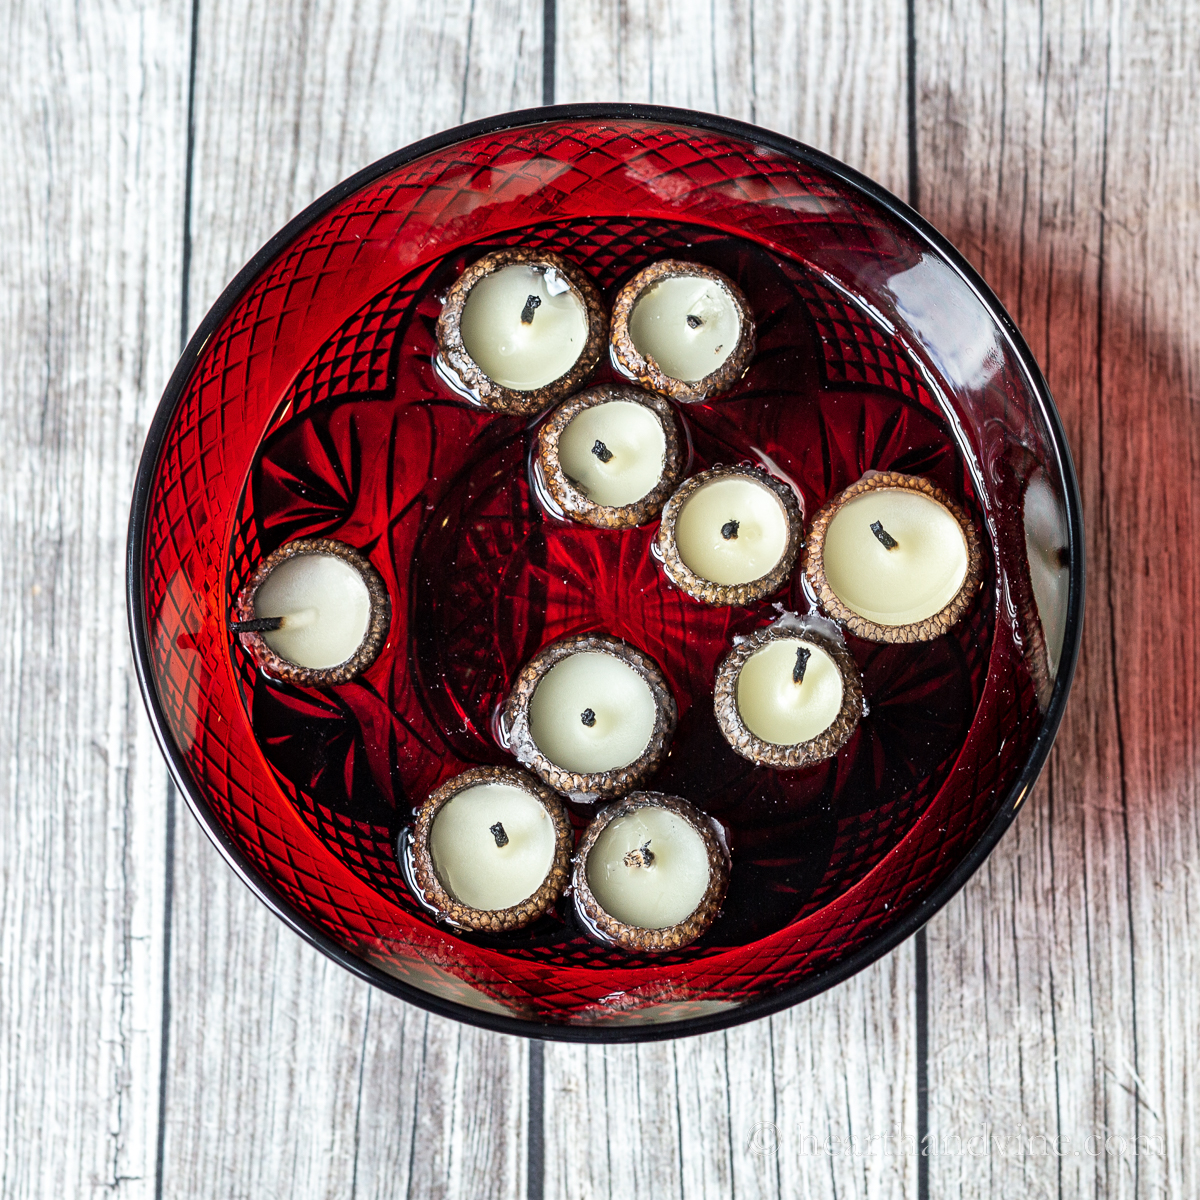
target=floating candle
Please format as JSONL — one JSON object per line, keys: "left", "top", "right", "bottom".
{"left": 804, "top": 471, "right": 983, "bottom": 643}
{"left": 610, "top": 260, "right": 755, "bottom": 403}
{"left": 572, "top": 792, "right": 729, "bottom": 952}
{"left": 437, "top": 249, "right": 605, "bottom": 415}
{"left": 411, "top": 766, "right": 572, "bottom": 932}
{"left": 656, "top": 465, "right": 802, "bottom": 605}
{"left": 504, "top": 634, "right": 677, "bottom": 802}
{"left": 537, "top": 384, "right": 685, "bottom": 528}
{"left": 232, "top": 538, "right": 390, "bottom": 685}
{"left": 714, "top": 623, "right": 863, "bottom": 768}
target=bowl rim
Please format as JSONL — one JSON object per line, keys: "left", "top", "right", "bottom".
{"left": 127, "top": 102, "right": 1085, "bottom": 1044}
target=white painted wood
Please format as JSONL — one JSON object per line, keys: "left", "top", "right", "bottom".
{"left": 158, "top": 2, "right": 541, "bottom": 1197}
{"left": 0, "top": 2, "right": 187, "bottom": 1198}
{"left": 4, "top": 3, "right": 1199, "bottom": 1198}
{"left": 549, "top": 6, "right": 916, "bottom": 1199}
{"left": 918, "top": 0, "right": 1200, "bottom": 1195}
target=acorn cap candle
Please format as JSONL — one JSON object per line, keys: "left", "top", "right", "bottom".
{"left": 656, "top": 464, "right": 802, "bottom": 606}
{"left": 436, "top": 248, "right": 606, "bottom": 416}
{"left": 411, "top": 766, "right": 573, "bottom": 933}
{"left": 503, "top": 634, "right": 677, "bottom": 803}
{"left": 803, "top": 471, "right": 984, "bottom": 643}
{"left": 231, "top": 537, "right": 390, "bottom": 686}
{"left": 610, "top": 260, "right": 755, "bottom": 403}
{"left": 572, "top": 792, "right": 729, "bottom": 953}
{"left": 536, "top": 384, "right": 686, "bottom": 529}
{"left": 714, "top": 622, "right": 863, "bottom": 769}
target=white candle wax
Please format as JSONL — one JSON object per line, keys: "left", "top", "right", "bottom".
{"left": 629, "top": 275, "right": 740, "bottom": 382}
{"left": 586, "top": 806, "right": 711, "bottom": 928}
{"left": 736, "top": 638, "right": 843, "bottom": 745}
{"left": 822, "top": 488, "right": 969, "bottom": 626}
{"left": 459, "top": 263, "right": 587, "bottom": 390}
{"left": 675, "top": 476, "right": 790, "bottom": 586}
{"left": 557, "top": 400, "right": 666, "bottom": 507}
{"left": 255, "top": 553, "right": 371, "bottom": 669}
{"left": 428, "top": 782, "right": 556, "bottom": 911}
{"left": 529, "top": 651, "right": 657, "bottom": 774}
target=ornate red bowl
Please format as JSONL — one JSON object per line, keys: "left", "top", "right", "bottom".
{"left": 128, "top": 105, "right": 1083, "bottom": 1040}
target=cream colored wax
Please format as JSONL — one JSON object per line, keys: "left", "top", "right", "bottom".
{"left": 460, "top": 263, "right": 586, "bottom": 390}
{"left": 255, "top": 553, "right": 371, "bottom": 669}
{"left": 557, "top": 400, "right": 666, "bottom": 507}
{"left": 675, "top": 476, "right": 789, "bottom": 585}
{"left": 529, "top": 652, "right": 656, "bottom": 774}
{"left": 823, "top": 488, "right": 968, "bottom": 626}
{"left": 736, "top": 638, "right": 843, "bottom": 745}
{"left": 429, "top": 782, "right": 556, "bottom": 911}
{"left": 586, "top": 806, "right": 710, "bottom": 928}
{"left": 629, "top": 275, "right": 740, "bottom": 382}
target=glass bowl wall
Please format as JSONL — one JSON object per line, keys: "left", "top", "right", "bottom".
{"left": 128, "top": 105, "right": 1083, "bottom": 1041}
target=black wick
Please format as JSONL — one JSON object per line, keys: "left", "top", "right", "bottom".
{"left": 623, "top": 841, "right": 655, "bottom": 868}
{"left": 580, "top": 708, "right": 597, "bottom": 727}
{"left": 489, "top": 822, "right": 509, "bottom": 848}
{"left": 520, "top": 294, "right": 541, "bottom": 324}
{"left": 686, "top": 314, "right": 702, "bottom": 328}
{"left": 721, "top": 519, "right": 740, "bottom": 540}
{"left": 793, "top": 646, "right": 811, "bottom": 684}
{"left": 870, "top": 520, "right": 899, "bottom": 550}
{"left": 591, "top": 439, "right": 614, "bottom": 463}
{"left": 229, "top": 616, "right": 284, "bottom": 634}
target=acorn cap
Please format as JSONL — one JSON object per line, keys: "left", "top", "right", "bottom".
{"left": 436, "top": 248, "right": 607, "bottom": 416}
{"left": 609, "top": 259, "right": 755, "bottom": 403}
{"left": 713, "top": 623, "right": 863, "bottom": 769}
{"left": 656, "top": 464, "right": 803, "bottom": 606}
{"left": 803, "top": 471, "right": 985, "bottom": 643}
{"left": 411, "top": 765, "right": 573, "bottom": 933}
{"left": 572, "top": 792, "right": 730, "bottom": 953}
{"left": 231, "top": 537, "right": 390, "bottom": 686}
{"left": 503, "top": 634, "right": 677, "bottom": 803}
{"left": 536, "top": 384, "right": 687, "bottom": 529}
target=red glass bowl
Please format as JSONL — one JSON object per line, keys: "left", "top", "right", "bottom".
{"left": 128, "top": 105, "right": 1083, "bottom": 1041}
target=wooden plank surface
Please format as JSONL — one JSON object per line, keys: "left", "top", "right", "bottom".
{"left": 158, "top": 3, "right": 541, "bottom": 1198}
{"left": 917, "top": 0, "right": 1200, "bottom": 1194}
{"left": 1, "top": 2, "right": 1198, "bottom": 1198}
{"left": 0, "top": 2, "right": 187, "bottom": 1196}
{"left": 549, "top": 7, "right": 917, "bottom": 1200}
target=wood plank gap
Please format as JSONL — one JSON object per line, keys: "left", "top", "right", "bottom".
{"left": 152, "top": 783, "right": 176, "bottom": 1200}
{"left": 526, "top": 1040, "right": 545, "bottom": 1200}
{"left": 542, "top": 0, "right": 556, "bottom": 107}
{"left": 154, "top": 3, "right": 199, "bottom": 1192}
{"left": 907, "top": 8, "right": 928, "bottom": 1197}
{"left": 179, "top": 0, "right": 201, "bottom": 352}
{"left": 526, "top": 12, "right": 552, "bottom": 1197}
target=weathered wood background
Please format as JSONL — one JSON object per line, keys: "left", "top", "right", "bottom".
{"left": 1, "top": 1, "right": 1196, "bottom": 1197}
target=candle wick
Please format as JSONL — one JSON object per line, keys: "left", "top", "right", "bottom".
{"left": 870, "top": 520, "right": 899, "bottom": 550}
{"left": 721, "top": 519, "right": 740, "bottom": 540}
{"left": 580, "top": 708, "right": 596, "bottom": 727}
{"left": 489, "top": 822, "right": 509, "bottom": 848}
{"left": 520, "top": 294, "right": 541, "bottom": 324}
{"left": 230, "top": 616, "right": 284, "bottom": 634}
{"left": 793, "top": 646, "right": 811, "bottom": 684}
{"left": 623, "top": 841, "right": 655, "bottom": 868}
{"left": 686, "top": 314, "right": 702, "bottom": 328}
{"left": 591, "top": 439, "right": 614, "bottom": 464}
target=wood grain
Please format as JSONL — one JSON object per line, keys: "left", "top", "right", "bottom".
{"left": 551, "top": 6, "right": 916, "bottom": 1199}
{"left": 917, "top": 0, "right": 1200, "bottom": 1195}
{"left": 159, "top": 3, "right": 541, "bottom": 1197}
{"left": 3, "top": 2, "right": 1199, "bottom": 1198}
{"left": 0, "top": 2, "right": 187, "bottom": 1197}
